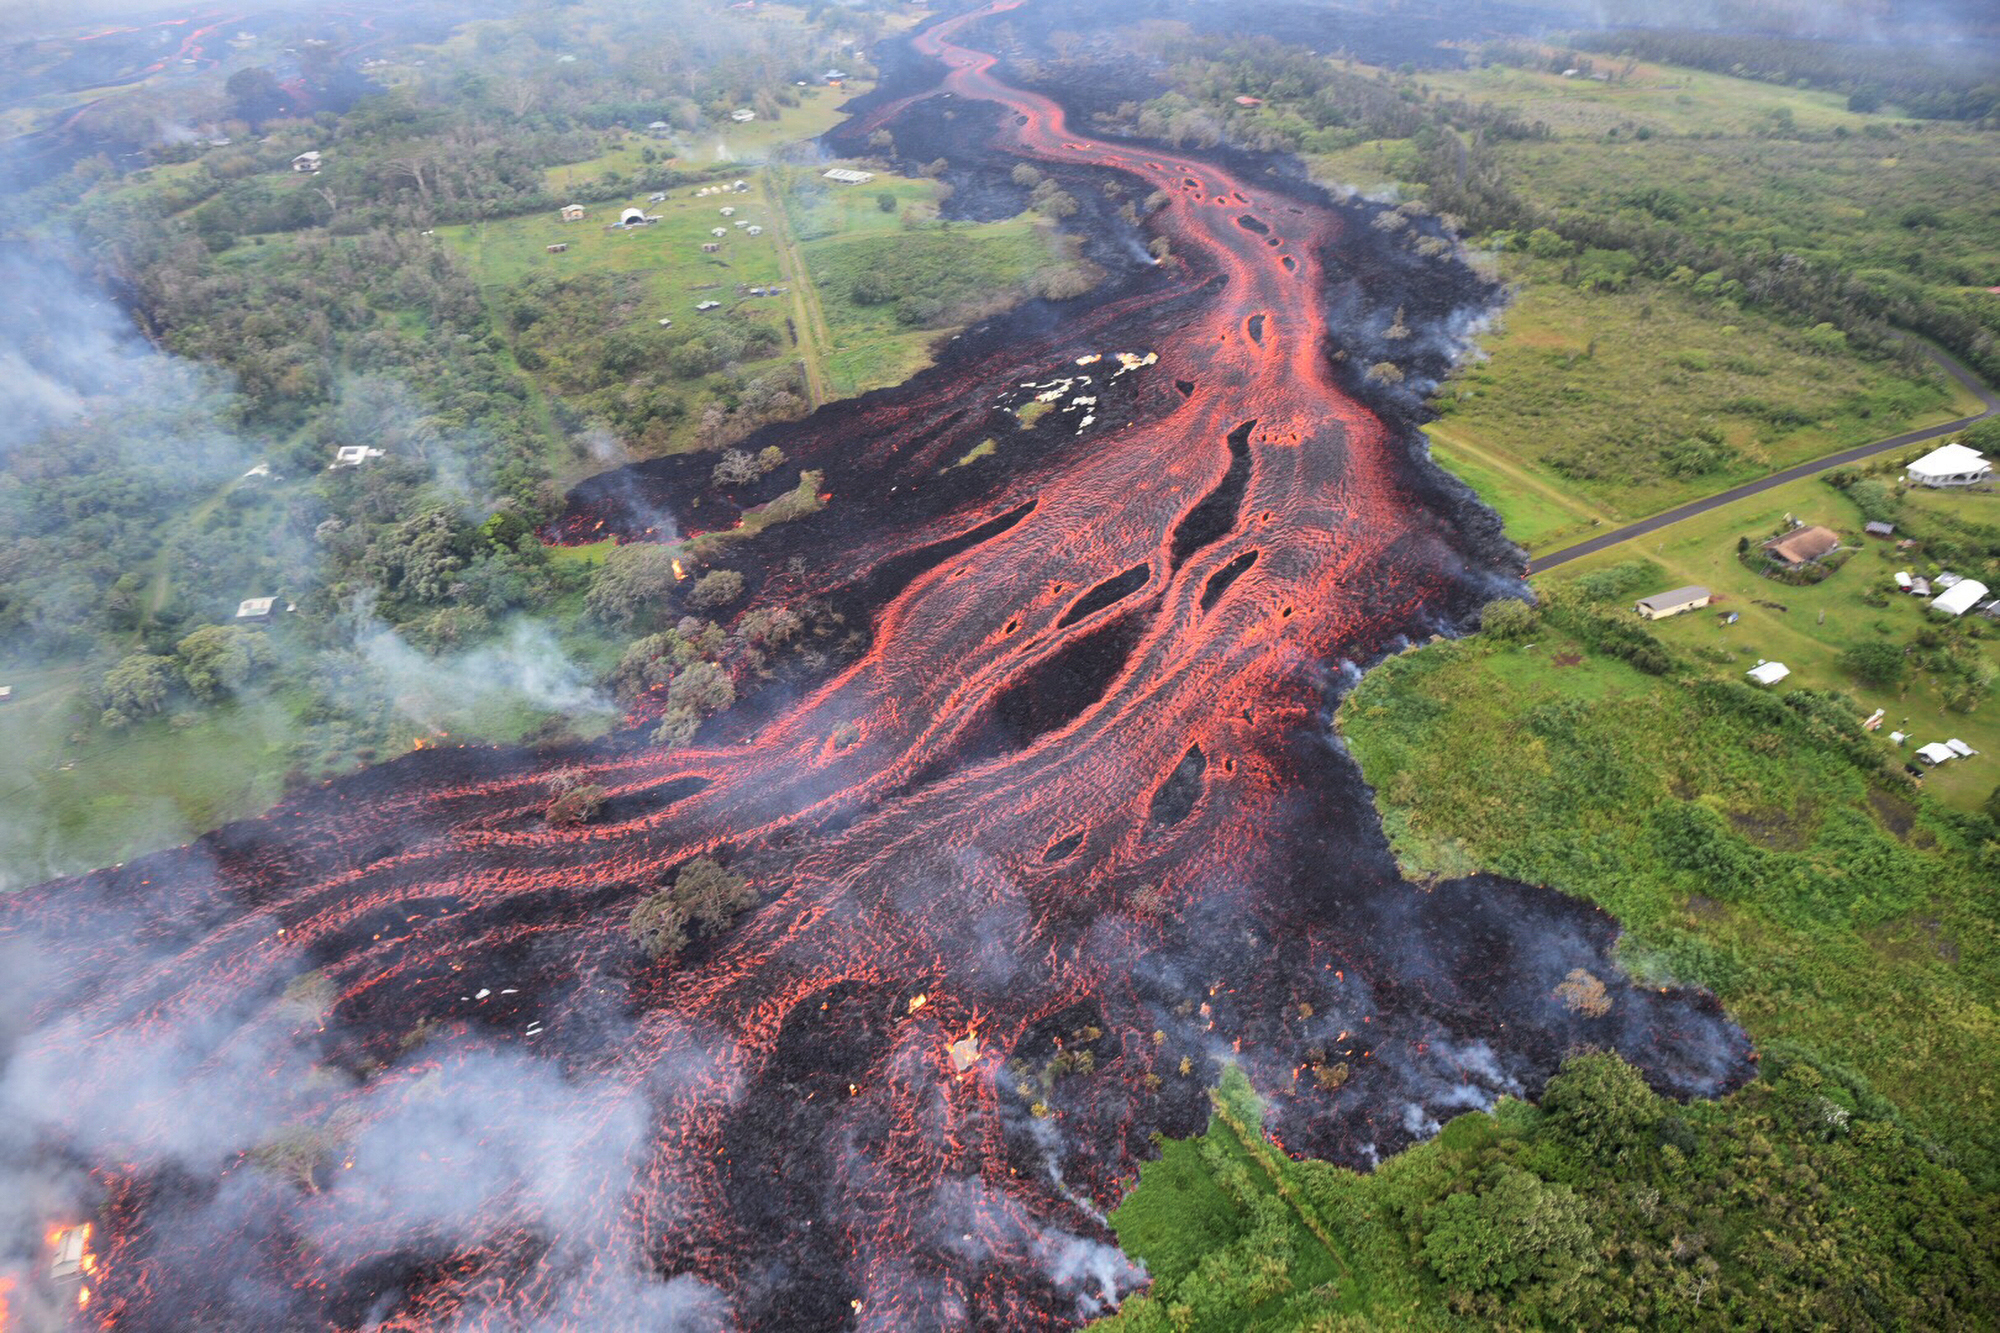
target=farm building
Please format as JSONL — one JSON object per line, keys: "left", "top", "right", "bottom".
{"left": 235, "top": 597, "right": 277, "bottom": 622}
{"left": 1930, "top": 578, "right": 1990, "bottom": 617}
{"left": 332, "top": 445, "right": 384, "bottom": 467}
{"left": 1864, "top": 520, "right": 1895, "bottom": 537}
{"left": 1906, "top": 442, "right": 1991, "bottom": 488}
{"left": 291, "top": 150, "right": 323, "bottom": 173}
{"left": 1764, "top": 525, "right": 1840, "bottom": 566}
{"left": 1746, "top": 661, "right": 1790, "bottom": 686}
{"left": 560, "top": 203, "right": 585, "bottom": 221}
{"left": 823, "top": 167, "right": 876, "bottom": 184}
{"left": 1633, "top": 585, "right": 1710, "bottom": 620}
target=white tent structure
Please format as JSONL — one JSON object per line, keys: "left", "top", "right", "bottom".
{"left": 1930, "top": 579, "right": 1989, "bottom": 617}
{"left": 1916, "top": 742, "right": 1957, "bottom": 766}
{"left": 1905, "top": 442, "right": 1991, "bottom": 488}
{"left": 1746, "top": 661, "right": 1790, "bottom": 686}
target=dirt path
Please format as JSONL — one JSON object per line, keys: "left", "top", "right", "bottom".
{"left": 1528, "top": 342, "right": 2000, "bottom": 574}
{"left": 759, "top": 172, "right": 834, "bottom": 408}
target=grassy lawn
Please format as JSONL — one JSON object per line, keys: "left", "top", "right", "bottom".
{"left": 1415, "top": 50, "right": 1892, "bottom": 138}
{"left": 1427, "top": 255, "right": 1964, "bottom": 525}
{"left": 1549, "top": 472, "right": 2000, "bottom": 810}
{"left": 0, "top": 664, "right": 294, "bottom": 888}
{"left": 543, "top": 83, "right": 866, "bottom": 190}
{"left": 798, "top": 214, "right": 1058, "bottom": 398}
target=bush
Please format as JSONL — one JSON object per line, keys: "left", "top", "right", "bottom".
{"left": 688, "top": 569, "right": 745, "bottom": 610}
{"left": 1841, "top": 640, "right": 1908, "bottom": 688}
{"left": 545, "top": 783, "right": 607, "bottom": 826}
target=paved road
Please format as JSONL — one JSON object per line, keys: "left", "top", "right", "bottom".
{"left": 1527, "top": 342, "right": 2000, "bottom": 574}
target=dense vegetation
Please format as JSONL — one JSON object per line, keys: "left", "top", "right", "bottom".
{"left": 1097, "top": 1057, "right": 1998, "bottom": 1329}
{"left": 1571, "top": 29, "right": 2000, "bottom": 122}
{"left": 1086, "top": 31, "right": 2000, "bottom": 395}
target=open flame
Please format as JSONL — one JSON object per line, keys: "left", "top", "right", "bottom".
{"left": 671, "top": 558, "right": 687, "bottom": 581}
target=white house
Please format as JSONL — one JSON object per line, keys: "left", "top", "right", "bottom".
{"left": 1633, "top": 585, "right": 1710, "bottom": 620}
{"left": 235, "top": 597, "right": 276, "bottom": 622}
{"left": 1930, "top": 578, "right": 1990, "bottom": 617}
{"left": 291, "top": 150, "right": 323, "bottom": 173}
{"left": 1906, "top": 442, "right": 1991, "bottom": 488}
{"left": 1746, "top": 661, "right": 1790, "bottom": 686}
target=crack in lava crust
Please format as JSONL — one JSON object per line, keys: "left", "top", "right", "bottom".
{"left": 0, "top": 4, "right": 1751, "bottom": 1330}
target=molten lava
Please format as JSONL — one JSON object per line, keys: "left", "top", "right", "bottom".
{"left": 0, "top": 3, "right": 1749, "bottom": 1329}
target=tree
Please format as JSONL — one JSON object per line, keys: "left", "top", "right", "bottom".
{"left": 876, "top": 191, "right": 898, "bottom": 212}
{"left": 631, "top": 892, "right": 690, "bottom": 960}
{"left": 1419, "top": 1165, "right": 1596, "bottom": 1314}
{"left": 688, "top": 569, "right": 745, "bottom": 610}
{"left": 672, "top": 856, "right": 754, "bottom": 932}
{"left": 1479, "top": 598, "right": 1537, "bottom": 639}
{"left": 545, "top": 783, "right": 607, "bottom": 826}
{"left": 177, "top": 625, "right": 276, "bottom": 700}
{"left": 101, "top": 654, "right": 174, "bottom": 724}
{"left": 1841, "top": 640, "right": 1908, "bottom": 688}
{"left": 586, "top": 543, "right": 682, "bottom": 626}
{"left": 1537, "top": 1051, "right": 1662, "bottom": 1165}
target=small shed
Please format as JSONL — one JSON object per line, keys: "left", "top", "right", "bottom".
{"left": 1746, "top": 661, "right": 1790, "bottom": 686}
{"left": 560, "top": 203, "right": 585, "bottom": 222}
{"left": 1946, "top": 738, "right": 1979, "bottom": 758}
{"left": 730, "top": 108, "right": 755, "bottom": 122}
{"left": 1930, "top": 578, "right": 1990, "bottom": 617}
{"left": 647, "top": 120, "right": 670, "bottom": 134}
{"left": 1864, "top": 520, "right": 1895, "bottom": 537}
{"left": 546, "top": 243, "right": 568, "bottom": 253}
{"left": 0, "top": 685, "right": 13, "bottom": 704}
{"left": 696, "top": 300, "right": 721, "bottom": 311}
{"left": 332, "top": 445, "right": 384, "bottom": 467}
{"left": 619, "top": 207, "right": 648, "bottom": 227}
{"left": 701, "top": 242, "right": 720, "bottom": 252}
{"left": 291, "top": 150, "right": 323, "bottom": 173}
{"left": 649, "top": 191, "right": 668, "bottom": 202}
{"left": 746, "top": 224, "right": 763, "bottom": 235}
{"left": 1894, "top": 571, "right": 1912, "bottom": 589}
{"left": 711, "top": 227, "right": 727, "bottom": 237}
{"left": 51, "top": 1225, "right": 88, "bottom": 1282}
{"left": 733, "top": 179, "right": 748, "bottom": 192}
{"left": 1910, "top": 576, "right": 1932, "bottom": 597}
{"left": 235, "top": 597, "right": 277, "bottom": 622}
{"left": 1634, "top": 585, "right": 1710, "bottom": 620}
{"left": 1764, "top": 525, "right": 1840, "bottom": 566}
{"left": 720, "top": 206, "right": 736, "bottom": 217}
{"left": 1906, "top": 442, "right": 1991, "bottom": 488}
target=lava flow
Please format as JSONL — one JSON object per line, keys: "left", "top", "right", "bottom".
{"left": 0, "top": 3, "right": 1750, "bottom": 1329}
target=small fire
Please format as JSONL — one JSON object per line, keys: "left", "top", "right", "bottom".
{"left": 672, "top": 559, "right": 687, "bottom": 581}
{"left": 907, "top": 993, "right": 928, "bottom": 1013}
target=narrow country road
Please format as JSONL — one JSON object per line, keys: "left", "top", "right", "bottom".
{"left": 1527, "top": 341, "right": 2000, "bottom": 574}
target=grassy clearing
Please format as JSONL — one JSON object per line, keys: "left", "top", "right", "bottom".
{"left": 1339, "top": 607, "right": 2000, "bottom": 1182}
{"left": 1429, "top": 255, "right": 1962, "bottom": 522}
{"left": 799, "top": 216, "right": 1056, "bottom": 398}
{"left": 1416, "top": 51, "right": 1889, "bottom": 138}
{"left": 1551, "top": 472, "right": 2000, "bottom": 810}
{"left": 0, "top": 665, "right": 293, "bottom": 887}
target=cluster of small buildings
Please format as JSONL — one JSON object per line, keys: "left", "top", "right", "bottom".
{"left": 1894, "top": 572, "right": 1994, "bottom": 618}
{"left": 694, "top": 181, "right": 750, "bottom": 198}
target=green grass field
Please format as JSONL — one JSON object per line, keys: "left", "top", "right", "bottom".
{"left": 1548, "top": 473, "right": 2000, "bottom": 809}
{"left": 1426, "top": 255, "right": 1966, "bottom": 526}
{"left": 1415, "top": 49, "right": 1892, "bottom": 138}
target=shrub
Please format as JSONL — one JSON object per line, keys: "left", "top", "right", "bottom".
{"left": 545, "top": 783, "right": 607, "bottom": 826}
